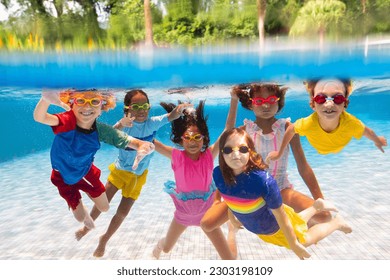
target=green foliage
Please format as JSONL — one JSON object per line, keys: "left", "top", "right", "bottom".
{"left": 106, "top": 1, "right": 144, "bottom": 47}
{"left": 224, "top": 13, "right": 257, "bottom": 39}
{"left": 370, "top": 0, "right": 390, "bottom": 33}
{"left": 280, "top": 0, "right": 305, "bottom": 28}
{"left": 290, "top": 0, "right": 347, "bottom": 36}
{"left": 0, "top": 0, "right": 389, "bottom": 51}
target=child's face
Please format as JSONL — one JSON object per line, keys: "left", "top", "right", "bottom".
{"left": 222, "top": 134, "right": 250, "bottom": 175}
{"left": 128, "top": 93, "right": 150, "bottom": 123}
{"left": 181, "top": 125, "right": 204, "bottom": 156}
{"left": 71, "top": 93, "right": 103, "bottom": 127}
{"left": 312, "top": 79, "right": 346, "bottom": 121}
{"left": 251, "top": 90, "right": 279, "bottom": 120}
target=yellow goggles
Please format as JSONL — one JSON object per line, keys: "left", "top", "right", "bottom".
{"left": 73, "top": 97, "right": 103, "bottom": 107}
{"left": 181, "top": 134, "right": 204, "bottom": 142}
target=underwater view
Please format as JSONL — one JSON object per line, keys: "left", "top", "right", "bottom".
{"left": 0, "top": 42, "right": 390, "bottom": 261}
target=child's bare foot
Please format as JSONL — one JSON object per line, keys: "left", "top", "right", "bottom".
{"left": 313, "top": 198, "right": 338, "bottom": 213}
{"left": 93, "top": 236, "right": 107, "bottom": 258}
{"left": 152, "top": 239, "right": 164, "bottom": 259}
{"left": 75, "top": 226, "right": 90, "bottom": 241}
{"left": 334, "top": 214, "right": 353, "bottom": 234}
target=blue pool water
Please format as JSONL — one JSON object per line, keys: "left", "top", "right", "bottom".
{"left": 1, "top": 43, "right": 390, "bottom": 260}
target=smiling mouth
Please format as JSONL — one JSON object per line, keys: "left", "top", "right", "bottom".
{"left": 80, "top": 111, "right": 94, "bottom": 116}
{"left": 324, "top": 109, "right": 335, "bottom": 114}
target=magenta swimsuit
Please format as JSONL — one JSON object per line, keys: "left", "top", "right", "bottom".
{"left": 164, "top": 149, "right": 216, "bottom": 226}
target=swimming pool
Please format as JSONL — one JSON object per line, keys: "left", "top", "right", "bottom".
{"left": 0, "top": 43, "right": 390, "bottom": 260}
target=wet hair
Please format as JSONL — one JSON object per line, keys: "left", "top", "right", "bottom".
{"left": 160, "top": 100, "right": 210, "bottom": 150}
{"left": 123, "top": 89, "right": 150, "bottom": 116}
{"left": 235, "top": 83, "right": 287, "bottom": 113}
{"left": 304, "top": 78, "right": 352, "bottom": 108}
{"left": 218, "top": 127, "right": 268, "bottom": 186}
{"left": 59, "top": 89, "right": 116, "bottom": 111}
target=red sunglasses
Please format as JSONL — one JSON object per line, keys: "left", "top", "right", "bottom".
{"left": 251, "top": 95, "right": 280, "bottom": 106}
{"left": 313, "top": 94, "right": 347, "bottom": 105}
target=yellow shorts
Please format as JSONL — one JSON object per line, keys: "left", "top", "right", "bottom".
{"left": 258, "top": 205, "right": 307, "bottom": 249}
{"left": 107, "top": 163, "right": 148, "bottom": 200}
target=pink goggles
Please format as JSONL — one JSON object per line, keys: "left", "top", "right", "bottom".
{"left": 251, "top": 95, "right": 280, "bottom": 106}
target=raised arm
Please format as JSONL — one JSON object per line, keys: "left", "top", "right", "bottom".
{"left": 209, "top": 86, "right": 242, "bottom": 159}
{"left": 167, "top": 103, "right": 194, "bottom": 122}
{"left": 33, "top": 91, "right": 71, "bottom": 126}
{"left": 271, "top": 206, "right": 311, "bottom": 259}
{"left": 266, "top": 123, "right": 296, "bottom": 163}
{"left": 33, "top": 98, "right": 60, "bottom": 126}
{"left": 153, "top": 139, "right": 173, "bottom": 160}
{"left": 363, "top": 126, "right": 387, "bottom": 153}
{"left": 226, "top": 86, "right": 241, "bottom": 130}
{"left": 290, "top": 131, "right": 324, "bottom": 200}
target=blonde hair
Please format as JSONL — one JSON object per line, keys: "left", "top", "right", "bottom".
{"left": 59, "top": 89, "right": 116, "bottom": 111}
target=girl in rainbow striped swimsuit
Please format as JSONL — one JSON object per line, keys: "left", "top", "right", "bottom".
{"left": 201, "top": 83, "right": 329, "bottom": 236}
{"left": 213, "top": 128, "right": 352, "bottom": 259}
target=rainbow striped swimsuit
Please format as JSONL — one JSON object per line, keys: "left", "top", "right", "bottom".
{"left": 213, "top": 167, "right": 283, "bottom": 235}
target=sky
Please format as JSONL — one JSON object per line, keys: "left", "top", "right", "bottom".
{"left": 1, "top": 1, "right": 23, "bottom": 21}
{"left": 0, "top": 3, "right": 10, "bottom": 21}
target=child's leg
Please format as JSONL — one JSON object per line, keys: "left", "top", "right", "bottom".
{"left": 75, "top": 182, "right": 118, "bottom": 241}
{"left": 298, "top": 198, "right": 338, "bottom": 223}
{"left": 93, "top": 196, "right": 135, "bottom": 257}
{"left": 200, "top": 201, "right": 229, "bottom": 232}
{"left": 153, "top": 219, "right": 187, "bottom": 259}
{"left": 72, "top": 201, "right": 95, "bottom": 230}
{"left": 203, "top": 221, "right": 238, "bottom": 260}
{"left": 281, "top": 189, "right": 332, "bottom": 225}
{"left": 303, "top": 214, "right": 352, "bottom": 247}
{"left": 91, "top": 193, "right": 109, "bottom": 213}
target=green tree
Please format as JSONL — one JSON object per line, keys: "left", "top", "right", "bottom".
{"left": 0, "top": 0, "right": 107, "bottom": 49}
{"left": 290, "top": 0, "right": 347, "bottom": 45}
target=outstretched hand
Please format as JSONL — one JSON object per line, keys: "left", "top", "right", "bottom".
{"left": 176, "top": 103, "right": 195, "bottom": 116}
{"left": 376, "top": 136, "right": 387, "bottom": 153}
{"left": 120, "top": 112, "right": 135, "bottom": 128}
{"left": 265, "top": 151, "right": 280, "bottom": 164}
{"left": 230, "top": 86, "right": 242, "bottom": 100}
{"left": 291, "top": 242, "right": 311, "bottom": 260}
{"left": 132, "top": 141, "right": 155, "bottom": 170}
{"left": 42, "top": 90, "right": 71, "bottom": 111}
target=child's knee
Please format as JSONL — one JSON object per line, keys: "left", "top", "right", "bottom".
{"left": 98, "top": 204, "right": 109, "bottom": 213}
{"left": 200, "top": 219, "right": 213, "bottom": 232}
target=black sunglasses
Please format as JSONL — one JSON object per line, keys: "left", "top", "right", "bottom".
{"left": 222, "top": 146, "right": 250, "bottom": 154}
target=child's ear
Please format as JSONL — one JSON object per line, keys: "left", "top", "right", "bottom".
{"left": 309, "top": 98, "right": 315, "bottom": 109}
